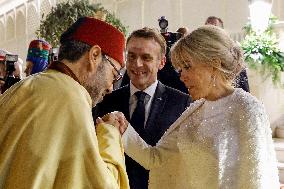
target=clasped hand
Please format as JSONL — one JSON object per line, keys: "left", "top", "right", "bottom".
{"left": 96, "top": 111, "right": 128, "bottom": 135}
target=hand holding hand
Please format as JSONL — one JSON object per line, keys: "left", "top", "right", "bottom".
{"left": 96, "top": 111, "right": 128, "bottom": 134}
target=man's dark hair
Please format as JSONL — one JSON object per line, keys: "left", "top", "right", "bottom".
{"left": 58, "top": 40, "right": 91, "bottom": 62}
{"left": 126, "top": 27, "right": 166, "bottom": 56}
{"left": 205, "top": 16, "right": 224, "bottom": 28}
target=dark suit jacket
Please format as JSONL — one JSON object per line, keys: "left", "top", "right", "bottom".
{"left": 92, "top": 81, "right": 191, "bottom": 189}
{"left": 234, "top": 69, "right": 250, "bottom": 92}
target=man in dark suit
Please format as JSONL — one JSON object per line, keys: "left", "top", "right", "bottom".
{"left": 93, "top": 27, "right": 191, "bottom": 189}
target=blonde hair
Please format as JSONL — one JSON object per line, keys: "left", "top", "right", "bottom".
{"left": 171, "top": 25, "right": 244, "bottom": 81}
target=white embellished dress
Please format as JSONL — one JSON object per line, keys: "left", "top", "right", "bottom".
{"left": 122, "top": 88, "right": 279, "bottom": 189}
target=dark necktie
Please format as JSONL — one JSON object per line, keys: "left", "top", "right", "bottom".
{"left": 130, "top": 91, "right": 147, "bottom": 133}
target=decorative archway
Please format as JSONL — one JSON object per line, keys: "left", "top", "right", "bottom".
{"left": 6, "top": 16, "right": 14, "bottom": 40}
{"left": 0, "top": 21, "right": 4, "bottom": 41}
{"left": 16, "top": 10, "right": 26, "bottom": 37}
{"left": 27, "top": 4, "right": 39, "bottom": 38}
{"left": 40, "top": 0, "right": 52, "bottom": 19}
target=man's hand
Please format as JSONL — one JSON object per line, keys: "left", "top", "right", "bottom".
{"left": 96, "top": 111, "right": 128, "bottom": 135}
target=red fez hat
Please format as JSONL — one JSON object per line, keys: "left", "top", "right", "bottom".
{"left": 60, "top": 17, "right": 125, "bottom": 66}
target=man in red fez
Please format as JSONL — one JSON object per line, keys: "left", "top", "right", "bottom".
{"left": 0, "top": 17, "right": 129, "bottom": 189}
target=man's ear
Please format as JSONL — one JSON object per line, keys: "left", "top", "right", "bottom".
{"left": 88, "top": 45, "right": 102, "bottom": 71}
{"left": 158, "top": 55, "right": 166, "bottom": 70}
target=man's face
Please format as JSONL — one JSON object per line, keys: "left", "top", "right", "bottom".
{"left": 82, "top": 55, "right": 122, "bottom": 107}
{"left": 178, "top": 55, "right": 215, "bottom": 100}
{"left": 0, "top": 62, "right": 5, "bottom": 80}
{"left": 0, "top": 63, "right": 5, "bottom": 93}
{"left": 14, "top": 62, "right": 22, "bottom": 79}
{"left": 24, "top": 61, "right": 33, "bottom": 77}
{"left": 126, "top": 37, "right": 165, "bottom": 90}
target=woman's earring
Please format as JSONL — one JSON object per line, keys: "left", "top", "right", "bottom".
{"left": 212, "top": 75, "right": 216, "bottom": 87}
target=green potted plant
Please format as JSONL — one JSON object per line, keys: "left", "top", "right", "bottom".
{"left": 241, "top": 16, "right": 284, "bottom": 86}
{"left": 36, "top": 0, "right": 128, "bottom": 47}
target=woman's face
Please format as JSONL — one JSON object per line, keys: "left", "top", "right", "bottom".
{"left": 178, "top": 55, "right": 215, "bottom": 100}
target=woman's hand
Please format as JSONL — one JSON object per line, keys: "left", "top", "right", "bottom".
{"left": 96, "top": 111, "right": 129, "bottom": 135}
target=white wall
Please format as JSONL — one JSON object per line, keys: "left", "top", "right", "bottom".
{"left": 97, "top": 0, "right": 283, "bottom": 34}
{"left": 1, "top": 0, "right": 284, "bottom": 58}
{"left": 248, "top": 70, "right": 284, "bottom": 134}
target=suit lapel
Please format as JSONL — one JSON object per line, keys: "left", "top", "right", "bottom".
{"left": 119, "top": 85, "right": 131, "bottom": 121}
{"left": 145, "top": 82, "right": 166, "bottom": 127}
{"left": 122, "top": 85, "right": 130, "bottom": 121}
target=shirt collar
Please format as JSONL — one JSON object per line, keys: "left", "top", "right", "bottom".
{"left": 130, "top": 80, "right": 158, "bottom": 98}
{"left": 48, "top": 61, "right": 80, "bottom": 84}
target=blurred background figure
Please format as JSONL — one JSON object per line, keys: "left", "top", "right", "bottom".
{"left": 0, "top": 50, "right": 6, "bottom": 91}
{"left": 205, "top": 16, "right": 224, "bottom": 28}
{"left": 157, "top": 16, "right": 188, "bottom": 94}
{"left": 205, "top": 16, "right": 250, "bottom": 92}
{"left": 14, "top": 57, "right": 23, "bottom": 79}
{"left": 0, "top": 49, "right": 23, "bottom": 94}
{"left": 25, "top": 39, "right": 51, "bottom": 76}
{"left": 176, "top": 27, "right": 190, "bottom": 37}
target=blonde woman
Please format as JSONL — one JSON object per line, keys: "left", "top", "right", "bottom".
{"left": 101, "top": 25, "right": 280, "bottom": 189}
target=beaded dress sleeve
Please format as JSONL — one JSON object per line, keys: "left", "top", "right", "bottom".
{"left": 237, "top": 98, "right": 279, "bottom": 188}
